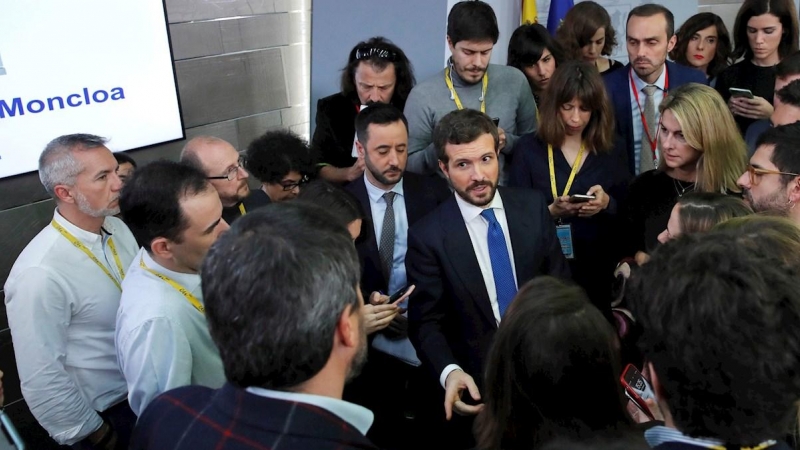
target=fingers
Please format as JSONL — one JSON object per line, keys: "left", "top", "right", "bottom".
{"left": 453, "top": 400, "right": 485, "bottom": 417}
{"left": 370, "top": 291, "right": 389, "bottom": 305}
{"left": 465, "top": 376, "right": 481, "bottom": 402}
{"left": 391, "top": 285, "right": 415, "bottom": 305}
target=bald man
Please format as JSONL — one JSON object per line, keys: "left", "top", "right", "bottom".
{"left": 180, "top": 136, "right": 269, "bottom": 224}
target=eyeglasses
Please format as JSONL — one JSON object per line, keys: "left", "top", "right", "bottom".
{"left": 745, "top": 164, "right": 800, "bottom": 186}
{"left": 207, "top": 157, "right": 245, "bottom": 181}
{"left": 355, "top": 46, "right": 397, "bottom": 62}
{"left": 281, "top": 175, "right": 310, "bottom": 191}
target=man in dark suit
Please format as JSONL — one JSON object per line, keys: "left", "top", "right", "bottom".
{"left": 406, "top": 109, "right": 570, "bottom": 448}
{"left": 603, "top": 4, "right": 707, "bottom": 176}
{"left": 345, "top": 103, "right": 449, "bottom": 449}
{"left": 130, "top": 203, "right": 377, "bottom": 450}
{"left": 313, "top": 36, "right": 416, "bottom": 184}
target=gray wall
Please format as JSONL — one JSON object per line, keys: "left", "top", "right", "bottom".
{"left": 309, "top": 0, "right": 448, "bottom": 134}
{"left": 0, "top": 0, "right": 310, "bottom": 447}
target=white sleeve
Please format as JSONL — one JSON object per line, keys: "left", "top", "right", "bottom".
{"left": 5, "top": 268, "right": 103, "bottom": 445}
{"left": 117, "top": 317, "right": 193, "bottom": 416}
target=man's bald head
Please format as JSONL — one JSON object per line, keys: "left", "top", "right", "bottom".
{"left": 180, "top": 136, "right": 250, "bottom": 207}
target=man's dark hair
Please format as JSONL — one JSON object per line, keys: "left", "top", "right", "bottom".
{"left": 340, "top": 36, "right": 416, "bottom": 109}
{"left": 113, "top": 151, "right": 137, "bottom": 168}
{"left": 119, "top": 160, "right": 211, "bottom": 252}
{"left": 627, "top": 4, "right": 675, "bottom": 38}
{"left": 775, "top": 50, "right": 800, "bottom": 78}
{"left": 201, "top": 202, "right": 361, "bottom": 389}
{"left": 775, "top": 79, "right": 800, "bottom": 108}
{"left": 628, "top": 232, "right": 800, "bottom": 445}
{"left": 296, "top": 180, "right": 364, "bottom": 238}
{"left": 244, "top": 129, "right": 315, "bottom": 184}
{"left": 433, "top": 109, "right": 499, "bottom": 164}
{"left": 354, "top": 103, "right": 408, "bottom": 147}
{"left": 447, "top": 1, "right": 499, "bottom": 46}
{"left": 755, "top": 122, "right": 800, "bottom": 183}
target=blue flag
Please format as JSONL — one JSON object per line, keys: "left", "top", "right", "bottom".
{"left": 547, "top": 0, "right": 574, "bottom": 34}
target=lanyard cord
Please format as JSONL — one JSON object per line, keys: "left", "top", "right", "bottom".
{"left": 139, "top": 256, "right": 204, "bottom": 314}
{"left": 548, "top": 144, "right": 585, "bottom": 199}
{"left": 51, "top": 220, "right": 124, "bottom": 290}
{"left": 445, "top": 66, "right": 488, "bottom": 113}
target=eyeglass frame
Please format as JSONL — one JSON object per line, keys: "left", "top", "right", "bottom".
{"left": 280, "top": 174, "right": 310, "bottom": 191}
{"left": 206, "top": 157, "right": 246, "bottom": 181}
{"left": 745, "top": 164, "right": 800, "bottom": 186}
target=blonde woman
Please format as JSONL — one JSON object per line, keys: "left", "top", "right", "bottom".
{"left": 623, "top": 83, "right": 747, "bottom": 254}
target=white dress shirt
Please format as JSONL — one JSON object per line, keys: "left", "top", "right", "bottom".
{"left": 440, "top": 192, "right": 519, "bottom": 387}
{"left": 246, "top": 386, "right": 374, "bottom": 435}
{"left": 363, "top": 174, "right": 420, "bottom": 366}
{"left": 4, "top": 209, "right": 138, "bottom": 445}
{"left": 116, "top": 248, "right": 225, "bottom": 416}
{"left": 629, "top": 66, "right": 667, "bottom": 174}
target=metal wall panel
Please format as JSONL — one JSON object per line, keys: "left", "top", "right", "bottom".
{"left": 0, "top": 173, "right": 48, "bottom": 211}
{"left": 176, "top": 49, "right": 290, "bottom": 128}
{"left": 165, "top": 0, "right": 275, "bottom": 23}
{"left": 170, "top": 14, "right": 291, "bottom": 61}
{"left": 0, "top": 200, "right": 54, "bottom": 283}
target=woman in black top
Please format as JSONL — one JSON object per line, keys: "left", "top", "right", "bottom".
{"left": 509, "top": 60, "right": 630, "bottom": 313}
{"left": 624, "top": 83, "right": 747, "bottom": 256}
{"left": 507, "top": 23, "right": 564, "bottom": 106}
{"left": 715, "top": 0, "right": 799, "bottom": 134}
{"left": 555, "top": 1, "right": 624, "bottom": 74}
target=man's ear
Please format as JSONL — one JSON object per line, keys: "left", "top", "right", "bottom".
{"left": 355, "top": 140, "right": 366, "bottom": 159}
{"left": 789, "top": 176, "right": 800, "bottom": 204}
{"left": 337, "top": 303, "right": 359, "bottom": 349}
{"left": 438, "top": 160, "right": 450, "bottom": 180}
{"left": 53, "top": 184, "right": 76, "bottom": 204}
{"left": 446, "top": 35, "right": 455, "bottom": 53}
{"left": 150, "top": 237, "right": 173, "bottom": 261}
{"left": 667, "top": 34, "right": 677, "bottom": 53}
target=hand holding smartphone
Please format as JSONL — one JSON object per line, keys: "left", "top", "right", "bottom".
{"left": 569, "top": 194, "right": 596, "bottom": 204}
{"left": 729, "top": 87, "right": 754, "bottom": 99}
{"left": 620, "top": 364, "right": 657, "bottom": 421}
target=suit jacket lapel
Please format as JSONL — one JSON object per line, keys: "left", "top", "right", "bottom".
{"left": 350, "top": 177, "right": 384, "bottom": 284}
{"left": 441, "top": 197, "right": 496, "bottom": 326}
{"left": 500, "top": 189, "right": 536, "bottom": 285}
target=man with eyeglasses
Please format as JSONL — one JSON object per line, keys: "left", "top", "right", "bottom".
{"left": 737, "top": 123, "right": 800, "bottom": 223}
{"left": 313, "top": 37, "right": 416, "bottom": 185}
{"left": 180, "top": 136, "right": 269, "bottom": 224}
{"left": 243, "top": 129, "right": 315, "bottom": 204}
{"left": 403, "top": 1, "right": 537, "bottom": 184}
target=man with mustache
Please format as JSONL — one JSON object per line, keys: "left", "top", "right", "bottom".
{"left": 604, "top": 4, "right": 707, "bottom": 176}
{"left": 406, "top": 109, "right": 570, "bottom": 449}
{"left": 404, "top": 0, "right": 537, "bottom": 184}
{"left": 737, "top": 123, "right": 800, "bottom": 223}
{"left": 345, "top": 103, "right": 449, "bottom": 448}
{"left": 5, "top": 134, "right": 139, "bottom": 449}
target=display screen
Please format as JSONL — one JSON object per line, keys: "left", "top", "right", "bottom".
{"left": 0, "top": 0, "right": 183, "bottom": 178}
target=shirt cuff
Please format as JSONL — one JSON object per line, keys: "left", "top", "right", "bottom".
{"left": 440, "top": 364, "right": 462, "bottom": 389}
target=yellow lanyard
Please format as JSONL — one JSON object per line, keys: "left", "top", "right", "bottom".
{"left": 51, "top": 220, "right": 124, "bottom": 291}
{"left": 548, "top": 144, "right": 585, "bottom": 199}
{"left": 238, "top": 203, "right": 246, "bottom": 216}
{"left": 139, "top": 256, "right": 205, "bottom": 314}
{"left": 444, "top": 66, "right": 488, "bottom": 113}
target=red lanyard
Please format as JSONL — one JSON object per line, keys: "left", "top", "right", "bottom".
{"left": 630, "top": 68, "right": 669, "bottom": 163}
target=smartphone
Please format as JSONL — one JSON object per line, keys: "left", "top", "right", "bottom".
{"left": 0, "top": 410, "right": 25, "bottom": 449}
{"left": 388, "top": 285, "right": 411, "bottom": 303}
{"left": 729, "top": 87, "right": 754, "bottom": 99}
{"left": 620, "top": 364, "right": 656, "bottom": 420}
{"left": 568, "top": 194, "right": 595, "bottom": 203}
{"left": 492, "top": 117, "right": 500, "bottom": 126}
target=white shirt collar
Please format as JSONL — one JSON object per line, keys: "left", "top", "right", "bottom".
{"left": 632, "top": 64, "right": 668, "bottom": 92}
{"left": 52, "top": 208, "right": 112, "bottom": 245}
{"left": 454, "top": 189, "right": 505, "bottom": 224}
{"left": 363, "top": 173, "right": 404, "bottom": 204}
{"left": 245, "top": 386, "right": 374, "bottom": 435}
{"left": 140, "top": 249, "right": 202, "bottom": 291}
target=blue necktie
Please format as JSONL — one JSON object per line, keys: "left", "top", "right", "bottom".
{"left": 480, "top": 209, "right": 517, "bottom": 317}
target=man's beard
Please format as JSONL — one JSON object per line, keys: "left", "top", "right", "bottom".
{"left": 345, "top": 316, "right": 368, "bottom": 383}
{"left": 366, "top": 157, "right": 403, "bottom": 186}
{"left": 75, "top": 190, "right": 119, "bottom": 217}
{"left": 744, "top": 187, "right": 791, "bottom": 215}
{"left": 453, "top": 179, "right": 497, "bottom": 207}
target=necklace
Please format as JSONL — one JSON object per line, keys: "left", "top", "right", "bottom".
{"left": 673, "top": 178, "right": 696, "bottom": 197}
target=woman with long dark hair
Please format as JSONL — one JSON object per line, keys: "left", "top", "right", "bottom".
{"left": 671, "top": 13, "right": 733, "bottom": 86}
{"left": 508, "top": 23, "right": 564, "bottom": 106}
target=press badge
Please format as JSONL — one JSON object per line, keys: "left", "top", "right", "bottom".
{"left": 556, "top": 224, "right": 575, "bottom": 259}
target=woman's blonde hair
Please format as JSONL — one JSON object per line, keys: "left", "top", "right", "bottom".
{"left": 658, "top": 83, "right": 747, "bottom": 193}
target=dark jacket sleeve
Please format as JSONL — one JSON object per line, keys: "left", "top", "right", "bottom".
{"left": 507, "top": 133, "right": 537, "bottom": 189}
{"left": 406, "top": 223, "right": 457, "bottom": 379}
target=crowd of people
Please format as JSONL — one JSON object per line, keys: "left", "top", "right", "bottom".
{"left": 6, "top": 0, "right": 800, "bottom": 449}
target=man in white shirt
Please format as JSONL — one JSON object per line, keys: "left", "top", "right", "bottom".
{"left": 406, "top": 109, "right": 569, "bottom": 449}
{"left": 130, "top": 202, "right": 377, "bottom": 450}
{"left": 116, "top": 160, "right": 229, "bottom": 416}
{"left": 5, "top": 134, "right": 139, "bottom": 449}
